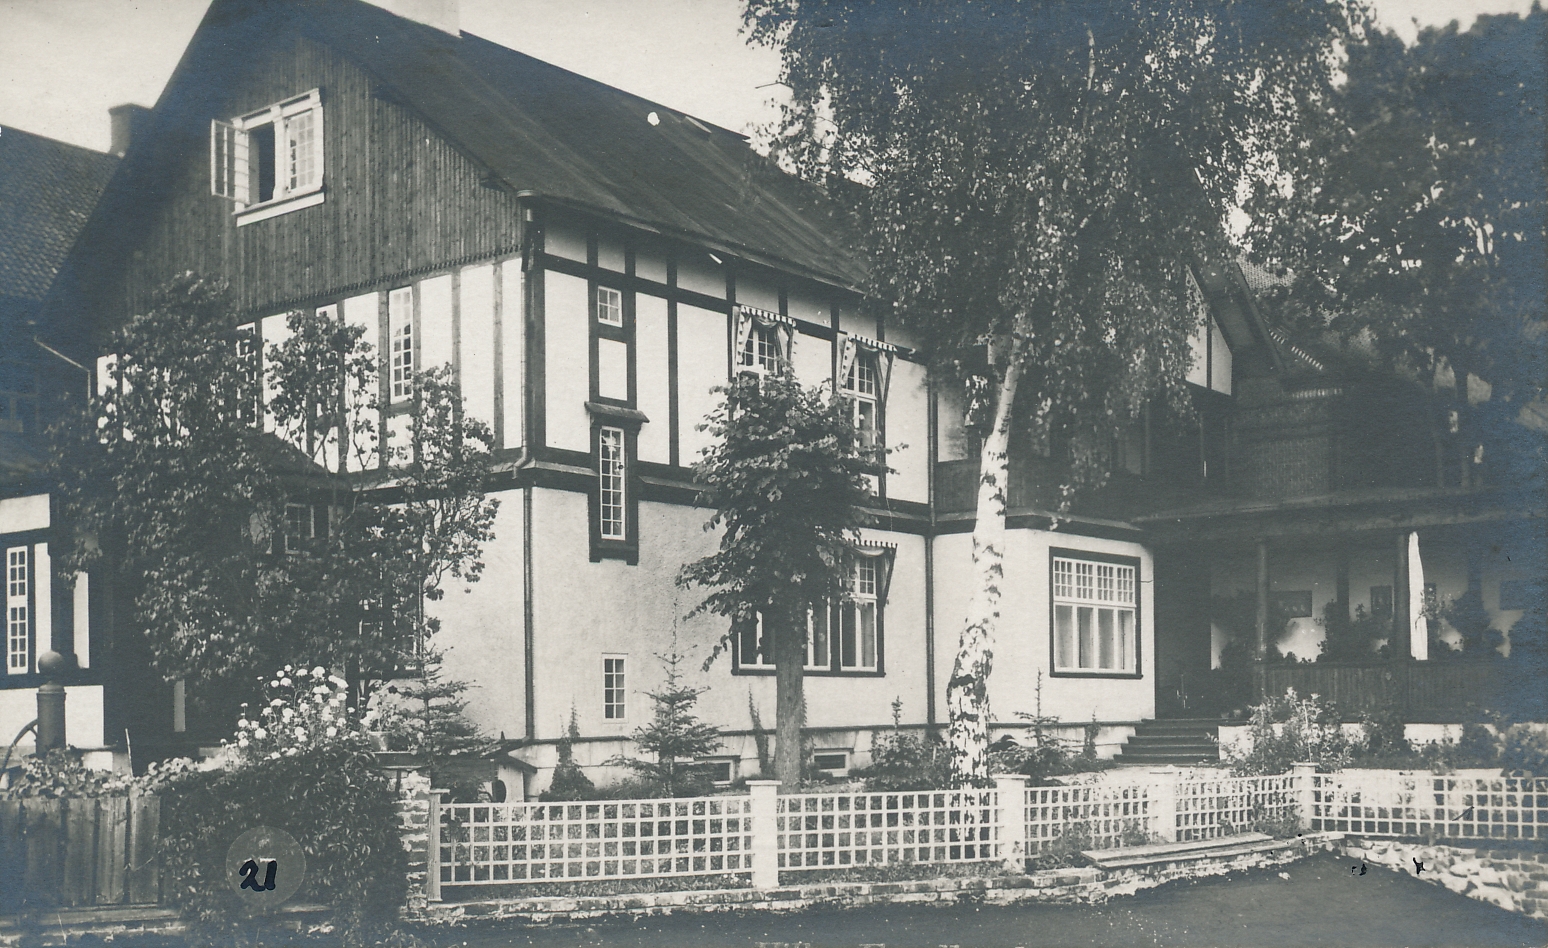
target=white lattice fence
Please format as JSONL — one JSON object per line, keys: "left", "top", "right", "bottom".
{"left": 1175, "top": 773, "right": 1298, "bottom": 842}
{"left": 1309, "top": 771, "right": 1548, "bottom": 841}
{"left": 438, "top": 797, "right": 754, "bottom": 884}
{"left": 776, "top": 790, "right": 1001, "bottom": 870}
{"left": 1022, "top": 781, "right": 1159, "bottom": 853}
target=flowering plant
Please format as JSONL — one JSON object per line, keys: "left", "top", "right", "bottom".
{"left": 227, "top": 664, "right": 370, "bottom": 763}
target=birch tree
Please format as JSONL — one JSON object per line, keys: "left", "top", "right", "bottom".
{"left": 744, "top": 0, "right": 1364, "bottom": 783}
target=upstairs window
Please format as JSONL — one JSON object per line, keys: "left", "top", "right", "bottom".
{"left": 211, "top": 89, "right": 324, "bottom": 223}
{"left": 739, "top": 324, "right": 783, "bottom": 375}
{"left": 844, "top": 351, "right": 879, "bottom": 449}
{"left": 598, "top": 427, "right": 626, "bottom": 540}
{"left": 389, "top": 288, "right": 414, "bottom": 403}
{"left": 596, "top": 286, "right": 623, "bottom": 327}
{"left": 839, "top": 560, "right": 879, "bottom": 671}
{"left": 1051, "top": 552, "right": 1139, "bottom": 676}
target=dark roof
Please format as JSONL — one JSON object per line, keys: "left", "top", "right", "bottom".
{"left": 0, "top": 126, "right": 117, "bottom": 305}
{"left": 172, "top": 0, "right": 863, "bottom": 288}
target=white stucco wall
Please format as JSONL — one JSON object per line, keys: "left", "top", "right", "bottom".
{"left": 932, "top": 528, "right": 1156, "bottom": 725}
{"left": 0, "top": 685, "right": 106, "bottom": 752}
{"left": 888, "top": 359, "right": 930, "bottom": 505}
{"left": 544, "top": 270, "right": 591, "bottom": 453}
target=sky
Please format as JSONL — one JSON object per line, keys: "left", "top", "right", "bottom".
{"left": 0, "top": 0, "right": 1537, "bottom": 155}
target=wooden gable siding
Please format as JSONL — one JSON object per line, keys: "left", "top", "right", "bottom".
{"left": 112, "top": 36, "right": 521, "bottom": 321}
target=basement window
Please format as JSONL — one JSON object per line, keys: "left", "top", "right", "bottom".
{"left": 211, "top": 89, "right": 325, "bottom": 225}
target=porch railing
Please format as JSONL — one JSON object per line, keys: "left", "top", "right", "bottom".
{"left": 1258, "top": 660, "right": 1501, "bottom": 718}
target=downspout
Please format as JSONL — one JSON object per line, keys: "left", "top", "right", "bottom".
{"left": 925, "top": 373, "right": 938, "bottom": 731}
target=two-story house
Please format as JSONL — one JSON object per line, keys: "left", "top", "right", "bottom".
{"left": 0, "top": 123, "right": 120, "bottom": 765}
{"left": 33, "top": 0, "right": 1538, "bottom": 792}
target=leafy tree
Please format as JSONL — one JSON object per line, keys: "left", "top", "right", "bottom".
{"left": 1244, "top": 7, "right": 1547, "bottom": 488}
{"left": 744, "top": 0, "right": 1363, "bottom": 783}
{"left": 679, "top": 373, "right": 883, "bottom": 788}
{"left": 609, "top": 643, "right": 723, "bottom": 797}
{"left": 50, "top": 273, "right": 497, "bottom": 726}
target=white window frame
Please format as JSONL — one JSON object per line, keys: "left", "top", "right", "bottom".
{"left": 738, "top": 323, "right": 783, "bottom": 376}
{"left": 7, "top": 547, "right": 29, "bottom": 675}
{"left": 211, "top": 89, "right": 325, "bottom": 224}
{"left": 838, "top": 559, "right": 880, "bottom": 671}
{"left": 388, "top": 288, "right": 415, "bottom": 403}
{"left": 282, "top": 503, "right": 315, "bottom": 555}
{"left": 844, "top": 350, "right": 880, "bottom": 454}
{"left": 697, "top": 757, "right": 738, "bottom": 786}
{"left": 598, "top": 426, "right": 626, "bottom": 540}
{"left": 811, "top": 749, "right": 850, "bottom": 776}
{"left": 737, "top": 604, "right": 833, "bottom": 672}
{"left": 596, "top": 285, "right": 623, "bottom": 327}
{"left": 1051, "top": 553, "right": 1138, "bottom": 675}
{"left": 603, "top": 654, "right": 627, "bottom": 720}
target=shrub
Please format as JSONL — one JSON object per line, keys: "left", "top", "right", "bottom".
{"left": 1500, "top": 724, "right": 1548, "bottom": 775}
{"left": 541, "top": 708, "right": 596, "bottom": 802}
{"left": 1357, "top": 701, "right": 1410, "bottom": 758}
{"left": 1227, "top": 688, "right": 1352, "bottom": 775}
{"left": 157, "top": 744, "right": 407, "bottom": 941}
{"left": 852, "top": 698, "right": 948, "bottom": 791}
{"left": 229, "top": 665, "right": 371, "bottom": 764}
{"left": 1, "top": 748, "right": 130, "bottom": 799}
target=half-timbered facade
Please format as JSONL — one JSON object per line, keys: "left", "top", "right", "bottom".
{"left": 32, "top": 0, "right": 1540, "bottom": 792}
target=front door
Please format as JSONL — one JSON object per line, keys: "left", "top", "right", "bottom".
{"left": 1152, "top": 552, "right": 1213, "bottom": 718}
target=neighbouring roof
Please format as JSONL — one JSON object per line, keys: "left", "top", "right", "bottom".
{"left": 0, "top": 126, "right": 118, "bottom": 306}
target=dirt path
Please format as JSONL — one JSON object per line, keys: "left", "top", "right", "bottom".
{"left": 437, "top": 853, "right": 1548, "bottom": 947}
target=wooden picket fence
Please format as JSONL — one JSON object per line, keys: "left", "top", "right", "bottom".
{"left": 0, "top": 794, "right": 162, "bottom": 908}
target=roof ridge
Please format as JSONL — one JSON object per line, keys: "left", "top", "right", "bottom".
{"left": 0, "top": 123, "right": 119, "bottom": 160}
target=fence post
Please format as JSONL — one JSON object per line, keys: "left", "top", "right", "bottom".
{"left": 1291, "top": 762, "right": 1316, "bottom": 834}
{"left": 746, "top": 780, "right": 780, "bottom": 890}
{"left": 426, "top": 791, "right": 442, "bottom": 903}
{"left": 993, "top": 774, "right": 1029, "bottom": 873}
{"left": 1151, "top": 770, "right": 1179, "bottom": 843}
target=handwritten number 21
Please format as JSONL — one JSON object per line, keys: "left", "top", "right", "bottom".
{"left": 239, "top": 858, "right": 278, "bottom": 891}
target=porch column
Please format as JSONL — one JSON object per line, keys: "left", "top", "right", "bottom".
{"left": 1255, "top": 540, "right": 1270, "bottom": 659}
{"left": 1406, "top": 531, "right": 1428, "bottom": 661}
{"left": 1393, "top": 532, "right": 1410, "bottom": 661}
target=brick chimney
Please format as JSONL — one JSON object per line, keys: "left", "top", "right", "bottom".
{"left": 366, "top": 0, "right": 459, "bottom": 35}
{"left": 109, "top": 104, "right": 153, "bottom": 157}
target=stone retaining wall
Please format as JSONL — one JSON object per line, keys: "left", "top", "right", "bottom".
{"left": 412, "top": 836, "right": 1341, "bottom": 925}
{"left": 1342, "top": 837, "right": 1548, "bottom": 919}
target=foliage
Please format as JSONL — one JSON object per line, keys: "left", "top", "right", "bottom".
{"left": 156, "top": 744, "right": 406, "bottom": 941}
{"left": 227, "top": 664, "right": 371, "bottom": 765}
{"left": 1227, "top": 688, "right": 1352, "bottom": 775}
{"left": 1500, "top": 724, "right": 1548, "bottom": 776}
{"left": 540, "top": 707, "right": 596, "bottom": 802}
{"left": 1432, "top": 590, "right": 1506, "bottom": 658}
{"left": 1244, "top": 8, "right": 1547, "bottom": 489}
{"left": 1356, "top": 701, "right": 1410, "bottom": 758}
{"left": 747, "top": 693, "right": 771, "bottom": 779}
{"left": 1319, "top": 601, "right": 1390, "bottom": 662}
{"left": 679, "top": 372, "right": 884, "bottom": 787}
{"left": 373, "top": 645, "right": 492, "bottom": 799}
{"left": 0, "top": 748, "right": 131, "bottom": 799}
{"left": 748, "top": 0, "right": 1362, "bottom": 786}
{"left": 853, "top": 699, "right": 949, "bottom": 791}
{"left": 48, "top": 274, "right": 497, "bottom": 715}
{"left": 608, "top": 644, "right": 723, "bottom": 797}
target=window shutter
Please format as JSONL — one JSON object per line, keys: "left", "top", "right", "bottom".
{"left": 837, "top": 334, "right": 857, "bottom": 391}
{"left": 210, "top": 120, "right": 238, "bottom": 200}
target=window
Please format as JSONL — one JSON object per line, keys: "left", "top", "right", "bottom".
{"left": 603, "top": 655, "right": 626, "bottom": 719}
{"left": 1051, "top": 553, "right": 1138, "bottom": 675}
{"left": 812, "top": 751, "right": 849, "bottom": 775}
{"left": 234, "top": 324, "right": 259, "bottom": 425}
{"left": 283, "top": 504, "right": 314, "bottom": 554}
{"left": 211, "top": 89, "right": 324, "bottom": 221}
{"left": 739, "top": 324, "right": 783, "bottom": 375}
{"left": 736, "top": 605, "right": 831, "bottom": 671}
{"left": 7, "top": 547, "right": 28, "bottom": 675}
{"left": 698, "top": 758, "right": 737, "bottom": 785}
{"left": 0, "top": 360, "right": 38, "bottom": 435}
{"left": 598, "top": 426, "right": 626, "bottom": 540}
{"left": 389, "top": 288, "right": 414, "bottom": 403}
{"left": 839, "top": 560, "right": 879, "bottom": 671}
{"left": 844, "top": 351, "right": 879, "bottom": 449}
{"left": 596, "top": 286, "right": 623, "bottom": 327}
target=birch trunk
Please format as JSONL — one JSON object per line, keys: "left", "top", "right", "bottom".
{"left": 946, "top": 338, "right": 1026, "bottom": 786}
{"left": 772, "top": 600, "right": 807, "bottom": 789}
